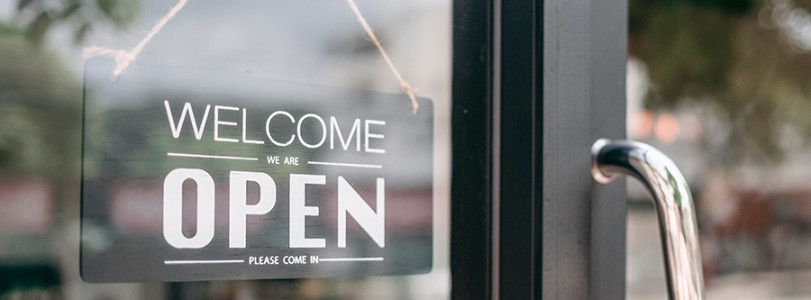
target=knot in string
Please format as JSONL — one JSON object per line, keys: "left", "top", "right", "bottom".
{"left": 399, "top": 81, "right": 419, "bottom": 114}
{"left": 82, "top": 0, "right": 189, "bottom": 79}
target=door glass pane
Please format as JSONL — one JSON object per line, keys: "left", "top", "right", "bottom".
{"left": 0, "top": 1, "right": 450, "bottom": 298}
{"left": 628, "top": 0, "right": 811, "bottom": 298}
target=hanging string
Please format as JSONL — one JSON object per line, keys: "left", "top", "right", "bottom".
{"left": 345, "top": 0, "right": 420, "bottom": 114}
{"left": 84, "top": 0, "right": 419, "bottom": 113}
{"left": 83, "top": 0, "right": 189, "bottom": 79}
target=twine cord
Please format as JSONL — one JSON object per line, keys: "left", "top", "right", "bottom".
{"left": 345, "top": 0, "right": 419, "bottom": 113}
{"left": 84, "top": 0, "right": 419, "bottom": 113}
{"left": 83, "top": 0, "right": 189, "bottom": 79}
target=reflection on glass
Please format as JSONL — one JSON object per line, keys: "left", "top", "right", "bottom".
{"left": 629, "top": 0, "right": 811, "bottom": 298}
{"left": 0, "top": 1, "right": 450, "bottom": 299}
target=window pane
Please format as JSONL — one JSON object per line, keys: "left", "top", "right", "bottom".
{"left": 0, "top": 1, "right": 450, "bottom": 298}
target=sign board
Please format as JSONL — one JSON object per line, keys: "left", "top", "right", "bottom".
{"left": 81, "top": 60, "right": 433, "bottom": 282}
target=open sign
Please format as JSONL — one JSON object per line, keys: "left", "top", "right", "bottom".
{"left": 80, "top": 61, "right": 433, "bottom": 282}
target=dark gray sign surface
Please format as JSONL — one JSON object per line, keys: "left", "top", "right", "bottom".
{"left": 81, "top": 60, "right": 433, "bottom": 282}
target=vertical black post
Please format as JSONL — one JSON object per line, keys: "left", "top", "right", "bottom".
{"left": 498, "top": 0, "right": 541, "bottom": 298}
{"left": 451, "top": 0, "right": 494, "bottom": 298}
{"left": 452, "top": 0, "right": 627, "bottom": 298}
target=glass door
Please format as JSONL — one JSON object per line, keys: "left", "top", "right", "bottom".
{"left": 0, "top": 1, "right": 451, "bottom": 298}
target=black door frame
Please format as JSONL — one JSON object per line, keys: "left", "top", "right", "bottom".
{"left": 451, "top": 0, "right": 627, "bottom": 298}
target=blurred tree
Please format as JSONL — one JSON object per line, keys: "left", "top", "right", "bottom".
{"left": 630, "top": 0, "right": 811, "bottom": 165}
{"left": 12, "top": 0, "right": 139, "bottom": 44}
{"left": 0, "top": 0, "right": 140, "bottom": 174}
{"left": 0, "top": 0, "right": 140, "bottom": 255}
{"left": 0, "top": 34, "right": 79, "bottom": 175}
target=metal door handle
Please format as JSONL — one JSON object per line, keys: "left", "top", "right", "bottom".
{"left": 591, "top": 139, "right": 705, "bottom": 300}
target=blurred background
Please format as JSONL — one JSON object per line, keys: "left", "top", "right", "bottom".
{"left": 627, "top": 0, "right": 811, "bottom": 298}
{"left": 0, "top": 0, "right": 450, "bottom": 299}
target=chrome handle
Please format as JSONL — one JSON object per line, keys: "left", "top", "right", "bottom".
{"left": 591, "top": 139, "right": 705, "bottom": 300}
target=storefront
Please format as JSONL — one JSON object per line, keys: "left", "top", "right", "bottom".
{"left": 10, "top": 0, "right": 797, "bottom": 299}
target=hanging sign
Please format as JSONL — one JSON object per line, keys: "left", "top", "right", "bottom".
{"left": 80, "top": 60, "right": 434, "bottom": 282}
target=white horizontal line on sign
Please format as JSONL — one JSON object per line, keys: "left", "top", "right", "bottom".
{"left": 318, "top": 257, "right": 384, "bottom": 262}
{"left": 167, "top": 152, "right": 258, "bottom": 161}
{"left": 164, "top": 260, "right": 245, "bottom": 265}
{"left": 308, "top": 161, "right": 382, "bottom": 169}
